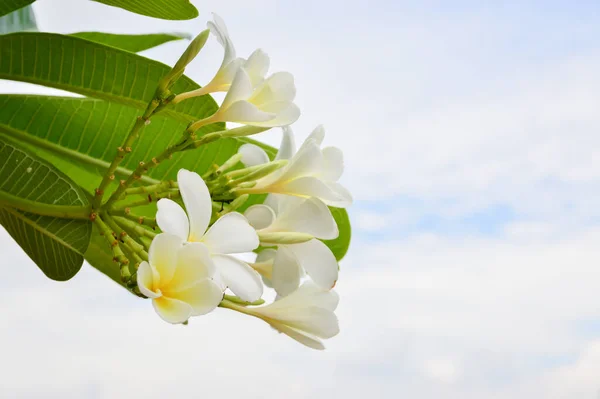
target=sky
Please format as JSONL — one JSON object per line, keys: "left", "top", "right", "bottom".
{"left": 2, "top": 0, "right": 600, "bottom": 397}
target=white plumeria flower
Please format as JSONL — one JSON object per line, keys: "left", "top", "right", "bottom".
{"left": 175, "top": 14, "right": 270, "bottom": 101}
{"left": 237, "top": 126, "right": 352, "bottom": 207}
{"left": 156, "top": 169, "right": 263, "bottom": 302}
{"left": 211, "top": 66, "right": 300, "bottom": 127}
{"left": 137, "top": 233, "right": 223, "bottom": 324}
{"left": 245, "top": 194, "right": 339, "bottom": 296}
{"left": 248, "top": 282, "right": 340, "bottom": 350}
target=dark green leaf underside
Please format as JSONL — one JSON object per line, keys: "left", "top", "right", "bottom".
{"left": 92, "top": 0, "right": 198, "bottom": 21}
{"left": 70, "top": 31, "right": 189, "bottom": 53}
{"left": 0, "top": 4, "right": 37, "bottom": 34}
{"left": 0, "top": 32, "right": 221, "bottom": 126}
{"left": 0, "top": 136, "right": 92, "bottom": 281}
{"left": 0, "top": 0, "right": 34, "bottom": 18}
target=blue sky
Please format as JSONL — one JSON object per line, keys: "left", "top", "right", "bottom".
{"left": 2, "top": 0, "right": 600, "bottom": 398}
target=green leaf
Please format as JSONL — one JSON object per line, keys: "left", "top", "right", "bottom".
{"left": 0, "top": 4, "right": 37, "bottom": 34}
{"left": 69, "top": 31, "right": 189, "bottom": 53}
{"left": 0, "top": 0, "right": 34, "bottom": 18}
{"left": 92, "top": 0, "right": 198, "bottom": 21}
{"left": 0, "top": 135, "right": 92, "bottom": 281}
{"left": 0, "top": 95, "right": 352, "bottom": 265}
{"left": 0, "top": 32, "right": 220, "bottom": 125}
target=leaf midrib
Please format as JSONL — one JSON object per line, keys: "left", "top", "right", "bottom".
{"left": 1, "top": 206, "right": 85, "bottom": 255}
{"left": 0, "top": 125, "right": 161, "bottom": 185}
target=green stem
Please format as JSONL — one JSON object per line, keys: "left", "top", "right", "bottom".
{"left": 93, "top": 99, "right": 160, "bottom": 209}
{"left": 222, "top": 295, "right": 265, "bottom": 306}
{"left": 109, "top": 190, "right": 180, "bottom": 210}
{"left": 113, "top": 216, "right": 157, "bottom": 240}
{"left": 111, "top": 209, "right": 158, "bottom": 229}
{"left": 122, "top": 181, "right": 177, "bottom": 197}
{"left": 219, "top": 299, "right": 258, "bottom": 316}
{"left": 104, "top": 136, "right": 189, "bottom": 208}
{"left": 103, "top": 214, "right": 148, "bottom": 262}
{"left": 94, "top": 215, "right": 130, "bottom": 281}
{"left": 0, "top": 190, "right": 91, "bottom": 219}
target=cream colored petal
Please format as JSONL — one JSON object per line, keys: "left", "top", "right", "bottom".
{"left": 137, "top": 261, "right": 160, "bottom": 299}
{"left": 244, "top": 49, "right": 270, "bottom": 85}
{"left": 238, "top": 144, "right": 270, "bottom": 167}
{"left": 221, "top": 68, "right": 254, "bottom": 110}
{"left": 207, "top": 13, "right": 235, "bottom": 67}
{"left": 152, "top": 296, "right": 193, "bottom": 324}
{"left": 307, "top": 125, "right": 325, "bottom": 146}
{"left": 266, "top": 322, "right": 325, "bottom": 350}
{"left": 244, "top": 204, "right": 276, "bottom": 230}
{"left": 209, "top": 57, "right": 245, "bottom": 90}
{"left": 288, "top": 239, "right": 338, "bottom": 290}
{"left": 267, "top": 197, "right": 338, "bottom": 239}
{"left": 279, "top": 139, "right": 322, "bottom": 181}
{"left": 213, "top": 254, "right": 263, "bottom": 302}
{"left": 321, "top": 146, "right": 344, "bottom": 182}
{"left": 324, "top": 182, "right": 353, "bottom": 208}
{"left": 165, "top": 242, "right": 215, "bottom": 292}
{"left": 220, "top": 100, "right": 276, "bottom": 124}
{"left": 271, "top": 246, "right": 302, "bottom": 297}
{"left": 256, "top": 248, "right": 277, "bottom": 263}
{"left": 169, "top": 279, "right": 223, "bottom": 316}
{"left": 275, "top": 127, "right": 297, "bottom": 161}
{"left": 267, "top": 282, "right": 339, "bottom": 312}
{"left": 282, "top": 307, "right": 340, "bottom": 338}
{"left": 257, "top": 72, "right": 296, "bottom": 103}
{"left": 248, "top": 103, "right": 300, "bottom": 128}
{"left": 156, "top": 198, "right": 189, "bottom": 241}
{"left": 177, "top": 169, "right": 211, "bottom": 242}
{"left": 203, "top": 212, "right": 259, "bottom": 254}
{"left": 279, "top": 176, "right": 347, "bottom": 206}
{"left": 148, "top": 233, "right": 183, "bottom": 286}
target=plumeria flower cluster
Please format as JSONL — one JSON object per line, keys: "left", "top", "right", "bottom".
{"left": 92, "top": 13, "right": 350, "bottom": 350}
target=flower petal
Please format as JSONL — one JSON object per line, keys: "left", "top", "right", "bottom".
{"left": 271, "top": 246, "right": 302, "bottom": 297}
{"left": 275, "top": 126, "right": 297, "bottom": 161}
{"left": 207, "top": 13, "right": 235, "bottom": 66}
{"left": 244, "top": 49, "right": 270, "bottom": 85}
{"left": 324, "top": 181, "right": 353, "bottom": 208}
{"left": 164, "top": 242, "right": 215, "bottom": 292}
{"left": 250, "top": 72, "right": 296, "bottom": 104}
{"left": 156, "top": 198, "right": 189, "bottom": 241}
{"left": 177, "top": 169, "right": 212, "bottom": 242}
{"left": 244, "top": 204, "right": 276, "bottom": 230}
{"left": 266, "top": 321, "right": 325, "bottom": 350}
{"left": 267, "top": 282, "right": 339, "bottom": 312}
{"left": 210, "top": 57, "right": 245, "bottom": 90}
{"left": 221, "top": 67, "right": 254, "bottom": 110}
{"left": 238, "top": 143, "right": 270, "bottom": 167}
{"left": 277, "top": 139, "right": 323, "bottom": 182}
{"left": 152, "top": 296, "right": 192, "bottom": 324}
{"left": 148, "top": 233, "right": 183, "bottom": 285}
{"left": 278, "top": 176, "right": 348, "bottom": 206}
{"left": 288, "top": 239, "right": 338, "bottom": 290}
{"left": 307, "top": 125, "right": 325, "bottom": 146}
{"left": 281, "top": 307, "right": 340, "bottom": 338}
{"left": 203, "top": 212, "right": 259, "bottom": 254}
{"left": 137, "top": 261, "right": 160, "bottom": 299}
{"left": 213, "top": 254, "right": 263, "bottom": 302}
{"left": 321, "top": 146, "right": 344, "bottom": 182}
{"left": 220, "top": 100, "right": 276, "bottom": 124}
{"left": 170, "top": 279, "right": 223, "bottom": 316}
{"left": 266, "top": 197, "right": 338, "bottom": 239}
{"left": 244, "top": 103, "right": 299, "bottom": 128}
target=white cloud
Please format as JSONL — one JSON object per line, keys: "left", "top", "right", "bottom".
{"left": 3, "top": 1, "right": 600, "bottom": 398}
